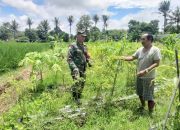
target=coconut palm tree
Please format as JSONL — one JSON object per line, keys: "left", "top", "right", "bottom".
{"left": 93, "top": 14, "right": 99, "bottom": 27}
{"left": 27, "top": 17, "right": 33, "bottom": 30}
{"left": 53, "top": 17, "right": 61, "bottom": 35}
{"left": 158, "top": 0, "right": 170, "bottom": 32}
{"left": 67, "top": 15, "right": 74, "bottom": 40}
{"left": 168, "top": 6, "right": 180, "bottom": 32}
{"left": 11, "top": 20, "right": 19, "bottom": 39}
{"left": 102, "top": 15, "right": 109, "bottom": 31}
{"left": 102, "top": 15, "right": 109, "bottom": 41}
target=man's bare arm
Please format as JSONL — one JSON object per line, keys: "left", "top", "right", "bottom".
{"left": 146, "top": 60, "right": 160, "bottom": 72}
{"left": 121, "top": 56, "right": 137, "bottom": 61}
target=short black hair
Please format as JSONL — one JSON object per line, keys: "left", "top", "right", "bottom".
{"left": 146, "top": 34, "right": 154, "bottom": 42}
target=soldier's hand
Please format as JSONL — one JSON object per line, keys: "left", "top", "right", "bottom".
{"left": 88, "top": 62, "right": 92, "bottom": 67}
{"left": 73, "top": 68, "right": 79, "bottom": 79}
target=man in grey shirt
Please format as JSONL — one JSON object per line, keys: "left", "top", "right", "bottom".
{"left": 121, "top": 33, "right": 161, "bottom": 113}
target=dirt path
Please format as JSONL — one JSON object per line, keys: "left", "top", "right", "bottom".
{"left": 0, "top": 67, "right": 31, "bottom": 114}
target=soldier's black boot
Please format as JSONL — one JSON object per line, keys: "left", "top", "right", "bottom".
{"left": 77, "top": 92, "right": 81, "bottom": 99}
{"left": 72, "top": 91, "right": 77, "bottom": 100}
{"left": 75, "top": 93, "right": 82, "bottom": 105}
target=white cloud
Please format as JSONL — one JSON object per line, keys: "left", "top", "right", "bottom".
{"left": 108, "top": 9, "right": 164, "bottom": 31}
{"left": 2, "top": 0, "right": 39, "bottom": 14}
{"left": 45, "top": 0, "right": 108, "bottom": 9}
{"left": 0, "top": 14, "right": 28, "bottom": 30}
{"left": 45, "top": 0, "right": 166, "bottom": 9}
{"left": 0, "top": 0, "right": 179, "bottom": 34}
{"left": 46, "top": 0, "right": 180, "bottom": 9}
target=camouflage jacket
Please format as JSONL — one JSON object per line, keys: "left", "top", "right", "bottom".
{"left": 67, "top": 42, "right": 90, "bottom": 71}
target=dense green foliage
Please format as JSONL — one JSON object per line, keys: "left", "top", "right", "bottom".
{"left": 0, "top": 42, "right": 50, "bottom": 73}
{"left": 0, "top": 36, "right": 179, "bottom": 129}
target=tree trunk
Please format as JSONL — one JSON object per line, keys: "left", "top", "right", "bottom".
{"left": 70, "top": 25, "right": 71, "bottom": 41}
{"left": 164, "top": 14, "right": 167, "bottom": 33}
{"left": 13, "top": 31, "right": 15, "bottom": 40}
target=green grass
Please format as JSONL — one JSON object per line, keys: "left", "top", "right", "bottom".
{"left": 0, "top": 41, "right": 179, "bottom": 130}
{"left": 0, "top": 41, "right": 50, "bottom": 74}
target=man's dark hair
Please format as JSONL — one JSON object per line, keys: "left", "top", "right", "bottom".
{"left": 146, "top": 34, "right": 154, "bottom": 42}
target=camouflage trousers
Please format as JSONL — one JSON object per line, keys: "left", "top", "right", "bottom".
{"left": 71, "top": 71, "right": 86, "bottom": 100}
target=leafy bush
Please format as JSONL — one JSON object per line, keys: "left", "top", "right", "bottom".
{"left": 16, "top": 36, "right": 29, "bottom": 42}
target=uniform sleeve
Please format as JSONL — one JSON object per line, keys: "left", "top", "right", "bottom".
{"left": 132, "top": 48, "right": 140, "bottom": 59}
{"left": 67, "top": 46, "right": 77, "bottom": 70}
{"left": 153, "top": 48, "right": 161, "bottom": 61}
{"left": 84, "top": 45, "right": 91, "bottom": 63}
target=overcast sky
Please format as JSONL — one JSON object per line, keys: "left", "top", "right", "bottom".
{"left": 0, "top": 0, "right": 179, "bottom": 34}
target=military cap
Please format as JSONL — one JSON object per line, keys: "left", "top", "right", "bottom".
{"left": 77, "top": 29, "right": 87, "bottom": 36}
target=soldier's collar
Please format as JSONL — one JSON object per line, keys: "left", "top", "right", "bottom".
{"left": 76, "top": 42, "right": 84, "bottom": 46}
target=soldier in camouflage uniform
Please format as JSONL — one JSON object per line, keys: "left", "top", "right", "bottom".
{"left": 67, "top": 29, "right": 91, "bottom": 104}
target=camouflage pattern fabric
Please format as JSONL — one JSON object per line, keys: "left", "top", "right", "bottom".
{"left": 67, "top": 42, "right": 90, "bottom": 101}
